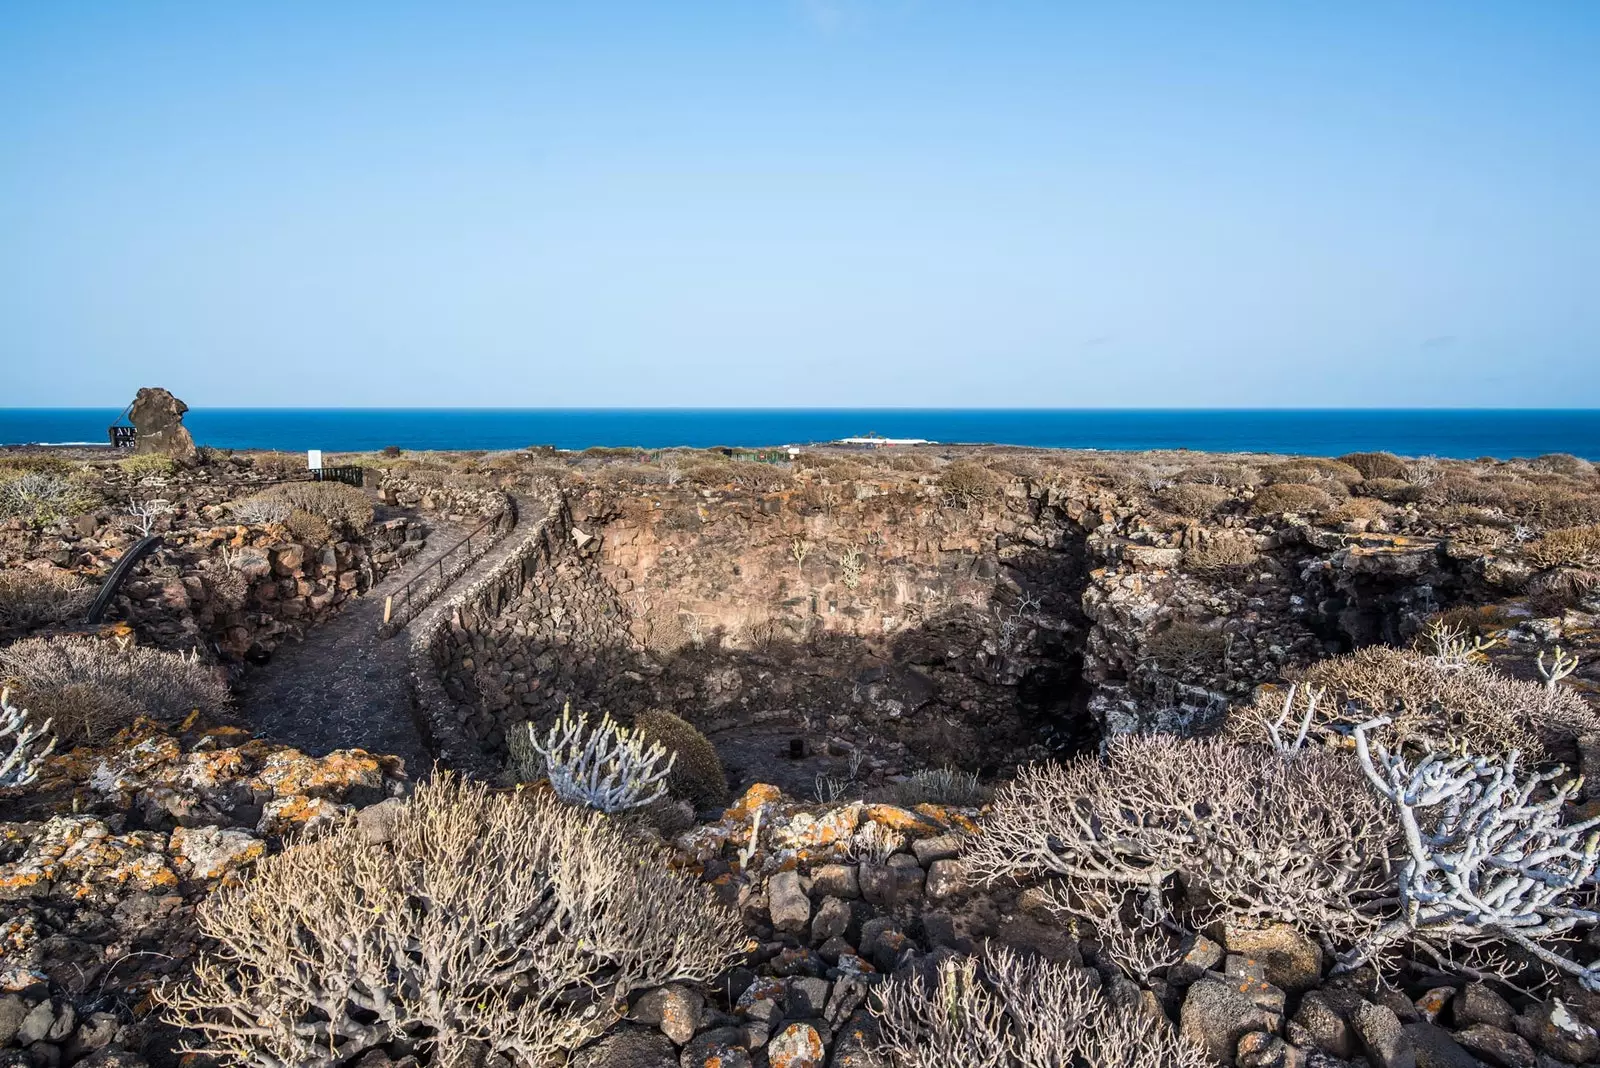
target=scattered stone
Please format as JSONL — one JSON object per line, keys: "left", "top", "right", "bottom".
{"left": 1237, "top": 1031, "right": 1306, "bottom": 1068}
{"left": 924, "top": 858, "right": 964, "bottom": 901}
{"left": 1180, "top": 978, "right": 1283, "bottom": 1066}
{"left": 1455, "top": 984, "right": 1515, "bottom": 1033}
{"left": 1454, "top": 1024, "right": 1535, "bottom": 1068}
{"left": 768, "top": 1022, "right": 826, "bottom": 1068}
{"left": 810, "top": 897, "right": 852, "bottom": 946}
{"left": 570, "top": 1026, "right": 677, "bottom": 1068}
{"left": 1404, "top": 1022, "right": 1485, "bottom": 1068}
{"left": 679, "top": 1028, "right": 752, "bottom": 1068}
{"left": 769, "top": 871, "right": 811, "bottom": 934}
{"left": 1353, "top": 1001, "right": 1416, "bottom": 1068}
{"left": 910, "top": 834, "right": 961, "bottom": 866}
{"left": 0, "top": 997, "right": 26, "bottom": 1047}
{"left": 1292, "top": 990, "right": 1357, "bottom": 1059}
{"left": 1221, "top": 923, "right": 1325, "bottom": 993}
{"left": 632, "top": 984, "right": 705, "bottom": 1046}
{"left": 1514, "top": 999, "right": 1599, "bottom": 1064}
{"left": 810, "top": 864, "right": 860, "bottom": 900}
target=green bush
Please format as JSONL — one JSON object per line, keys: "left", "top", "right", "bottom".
{"left": 118, "top": 454, "right": 177, "bottom": 479}
{"left": 0, "top": 471, "right": 97, "bottom": 524}
{"left": 633, "top": 708, "right": 730, "bottom": 809}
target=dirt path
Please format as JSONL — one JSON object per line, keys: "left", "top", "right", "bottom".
{"left": 236, "top": 513, "right": 478, "bottom": 776}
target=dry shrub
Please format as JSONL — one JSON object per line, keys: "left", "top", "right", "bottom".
{"left": 1338, "top": 452, "right": 1409, "bottom": 480}
{"left": 679, "top": 459, "right": 733, "bottom": 485}
{"left": 1429, "top": 473, "right": 1508, "bottom": 508}
{"left": 1263, "top": 458, "right": 1363, "bottom": 488}
{"left": 1183, "top": 533, "right": 1261, "bottom": 575}
{"left": 1527, "top": 453, "right": 1596, "bottom": 477}
{"left": 1359, "top": 477, "right": 1423, "bottom": 503}
{"left": 1251, "top": 482, "right": 1336, "bottom": 515}
{"left": 0, "top": 568, "right": 95, "bottom": 630}
{"left": 252, "top": 481, "right": 374, "bottom": 529}
{"left": 1157, "top": 483, "right": 1229, "bottom": 517}
{"left": 284, "top": 510, "right": 333, "bottom": 545}
{"left": 1524, "top": 524, "right": 1600, "bottom": 570}
{"left": 890, "top": 766, "right": 991, "bottom": 808}
{"left": 731, "top": 463, "right": 792, "bottom": 492}
{"left": 887, "top": 452, "right": 937, "bottom": 473}
{"left": 1331, "top": 497, "right": 1390, "bottom": 524}
{"left": 0, "top": 453, "right": 77, "bottom": 478}
{"left": 1144, "top": 621, "right": 1227, "bottom": 670}
{"left": 939, "top": 461, "right": 1003, "bottom": 505}
{"left": 0, "top": 636, "right": 229, "bottom": 745}
{"left": 1227, "top": 645, "right": 1598, "bottom": 758}
{"left": 1175, "top": 462, "right": 1259, "bottom": 487}
{"left": 246, "top": 452, "right": 305, "bottom": 478}
{"left": 0, "top": 471, "right": 97, "bottom": 524}
{"left": 875, "top": 946, "right": 1207, "bottom": 1068}
{"left": 963, "top": 735, "right": 1390, "bottom": 941}
{"left": 1531, "top": 491, "right": 1600, "bottom": 528}
{"left": 633, "top": 708, "right": 730, "bottom": 809}
{"left": 160, "top": 775, "right": 744, "bottom": 1068}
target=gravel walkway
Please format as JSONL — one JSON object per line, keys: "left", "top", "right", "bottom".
{"left": 236, "top": 513, "right": 487, "bottom": 776}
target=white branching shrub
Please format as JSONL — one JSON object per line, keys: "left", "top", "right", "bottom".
{"left": 228, "top": 495, "right": 292, "bottom": 525}
{"left": 515, "top": 703, "right": 676, "bottom": 813}
{"left": 1228, "top": 644, "right": 1599, "bottom": 758}
{"left": 874, "top": 946, "right": 1207, "bottom": 1068}
{"left": 963, "top": 734, "right": 1392, "bottom": 942}
{"left": 1345, "top": 716, "right": 1600, "bottom": 990}
{"left": 0, "top": 688, "right": 56, "bottom": 788}
{"left": 0, "top": 636, "right": 229, "bottom": 745}
{"left": 160, "top": 775, "right": 745, "bottom": 1068}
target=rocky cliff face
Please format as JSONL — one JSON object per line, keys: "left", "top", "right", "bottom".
{"left": 426, "top": 470, "right": 1505, "bottom": 777}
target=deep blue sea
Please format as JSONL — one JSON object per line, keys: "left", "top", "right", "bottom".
{"left": 3, "top": 409, "right": 1599, "bottom": 460}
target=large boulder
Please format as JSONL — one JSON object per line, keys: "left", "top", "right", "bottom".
{"left": 129, "top": 386, "right": 198, "bottom": 462}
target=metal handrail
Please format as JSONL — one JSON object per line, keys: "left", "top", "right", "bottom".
{"left": 380, "top": 498, "right": 517, "bottom": 633}
{"left": 83, "top": 534, "right": 164, "bottom": 624}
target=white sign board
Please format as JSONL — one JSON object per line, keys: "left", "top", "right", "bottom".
{"left": 307, "top": 449, "right": 323, "bottom": 470}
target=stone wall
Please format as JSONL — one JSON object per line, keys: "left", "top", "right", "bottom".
{"left": 420, "top": 475, "right": 1491, "bottom": 773}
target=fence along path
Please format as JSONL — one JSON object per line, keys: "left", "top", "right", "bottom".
{"left": 237, "top": 500, "right": 524, "bottom": 776}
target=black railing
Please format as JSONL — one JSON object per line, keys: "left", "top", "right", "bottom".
{"left": 84, "top": 535, "right": 164, "bottom": 624}
{"left": 379, "top": 499, "right": 518, "bottom": 636}
{"left": 313, "top": 465, "right": 365, "bottom": 487}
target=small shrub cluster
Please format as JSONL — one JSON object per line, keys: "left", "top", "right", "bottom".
{"left": 161, "top": 775, "right": 745, "bottom": 1068}
{"left": 1156, "top": 483, "right": 1229, "bottom": 517}
{"left": 1523, "top": 523, "right": 1600, "bottom": 570}
{"left": 0, "top": 568, "right": 95, "bottom": 630}
{"left": 1263, "top": 458, "right": 1362, "bottom": 488}
{"left": 632, "top": 708, "right": 730, "bottom": 809}
{"left": 1143, "top": 620, "right": 1227, "bottom": 670}
{"left": 0, "top": 636, "right": 229, "bottom": 745}
{"left": 1182, "top": 532, "right": 1261, "bottom": 575}
{"left": 939, "top": 461, "right": 1003, "bottom": 506}
{"left": 890, "top": 765, "right": 991, "bottom": 807}
{"left": 963, "top": 734, "right": 1390, "bottom": 941}
{"left": 1227, "top": 644, "right": 1599, "bottom": 758}
{"left": 1250, "top": 482, "right": 1336, "bottom": 515}
{"left": 235, "top": 481, "right": 374, "bottom": 536}
{"left": 1338, "top": 451, "right": 1409, "bottom": 480}
{"left": 117, "top": 453, "right": 177, "bottom": 479}
{"left": 876, "top": 947, "right": 1206, "bottom": 1067}
{"left": 0, "top": 471, "right": 96, "bottom": 524}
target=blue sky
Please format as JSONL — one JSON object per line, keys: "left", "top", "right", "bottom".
{"left": 2, "top": 2, "right": 1596, "bottom": 407}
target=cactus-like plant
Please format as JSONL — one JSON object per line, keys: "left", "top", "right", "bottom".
{"left": 521, "top": 703, "right": 676, "bottom": 813}
{"left": 0, "top": 687, "right": 56, "bottom": 788}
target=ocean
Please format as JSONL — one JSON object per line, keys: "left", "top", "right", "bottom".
{"left": 3, "top": 408, "right": 1599, "bottom": 460}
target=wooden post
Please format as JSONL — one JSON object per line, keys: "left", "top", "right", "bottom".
{"left": 383, "top": 595, "right": 393, "bottom": 625}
